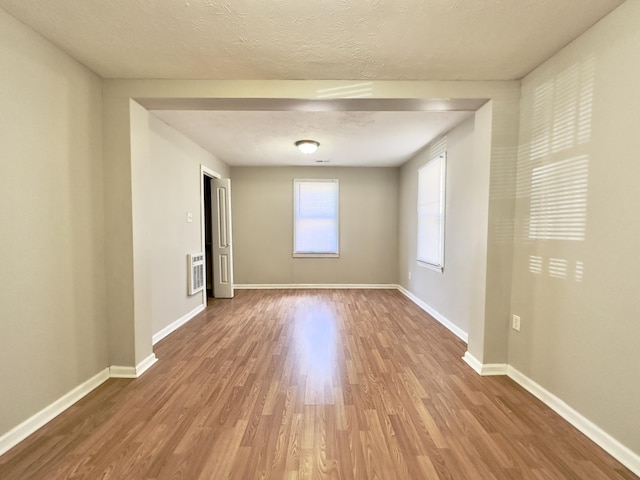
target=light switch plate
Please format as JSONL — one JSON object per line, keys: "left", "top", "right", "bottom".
{"left": 512, "top": 314, "right": 521, "bottom": 332}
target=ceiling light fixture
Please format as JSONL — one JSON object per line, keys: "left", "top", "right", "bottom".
{"left": 295, "top": 139, "right": 319, "bottom": 154}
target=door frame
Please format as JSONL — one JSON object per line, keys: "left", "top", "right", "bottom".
{"left": 200, "top": 165, "right": 222, "bottom": 302}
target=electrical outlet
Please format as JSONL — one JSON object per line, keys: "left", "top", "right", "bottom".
{"left": 512, "top": 314, "right": 521, "bottom": 332}
{"left": 408, "top": 271, "right": 412, "bottom": 280}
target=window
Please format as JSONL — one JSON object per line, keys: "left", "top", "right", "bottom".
{"left": 417, "top": 153, "right": 446, "bottom": 271}
{"left": 293, "top": 179, "right": 339, "bottom": 257}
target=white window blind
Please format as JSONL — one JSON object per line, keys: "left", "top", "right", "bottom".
{"left": 293, "top": 179, "right": 339, "bottom": 256}
{"left": 417, "top": 151, "right": 446, "bottom": 270}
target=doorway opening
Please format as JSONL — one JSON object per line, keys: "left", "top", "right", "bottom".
{"left": 203, "top": 175, "right": 214, "bottom": 298}
{"left": 200, "top": 165, "right": 235, "bottom": 300}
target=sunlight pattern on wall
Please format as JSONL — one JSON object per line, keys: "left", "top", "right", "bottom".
{"left": 529, "top": 58, "right": 594, "bottom": 160}
{"left": 549, "top": 258, "right": 568, "bottom": 279}
{"left": 528, "top": 256, "right": 586, "bottom": 282}
{"left": 529, "top": 155, "right": 589, "bottom": 241}
{"left": 518, "top": 56, "right": 595, "bottom": 280}
{"left": 316, "top": 82, "right": 373, "bottom": 99}
{"left": 529, "top": 255, "right": 543, "bottom": 274}
{"left": 575, "top": 260, "right": 584, "bottom": 282}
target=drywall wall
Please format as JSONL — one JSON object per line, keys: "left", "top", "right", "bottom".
{"left": 510, "top": 0, "right": 640, "bottom": 456}
{"left": 231, "top": 166, "right": 398, "bottom": 285}
{"left": 129, "top": 103, "right": 230, "bottom": 339}
{"left": 0, "top": 10, "right": 106, "bottom": 435}
{"left": 398, "top": 113, "right": 490, "bottom": 337}
{"left": 103, "top": 95, "right": 136, "bottom": 366}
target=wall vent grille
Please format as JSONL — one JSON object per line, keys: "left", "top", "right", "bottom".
{"left": 188, "top": 253, "right": 205, "bottom": 295}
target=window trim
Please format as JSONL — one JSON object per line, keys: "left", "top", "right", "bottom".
{"left": 292, "top": 178, "right": 340, "bottom": 258}
{"left": 416, "top": 153, "right": 446, "bottom": 272}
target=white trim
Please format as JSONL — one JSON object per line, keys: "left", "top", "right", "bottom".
{"left": 462, "top": 351, "right": 483, "bottom": 374}
{"left": 109, "top": 353, "right": 158, "bottom": 379}
{"left": 417, "top": 260, "right": 443, "bottom": 273}
{"left": 0, "top": 354, "right": 159, "bottom": 456}
{"left": 234, "top": 284, "right": 397, "bottom": 290}
{"left": 462, "top": 355, "right": 639, "bottom": 474}
{"left": 109, "top": 365, "right": 137, "bottom": 378}
{"left": 507, "top": 366, "right": 640, "bottom": 477}
{"left": 200, "top": 165, "right": 222, "bottom": 307}
{"left": 480, "top": 363, "right": 509, "bottom": 375}
{"left": 396, "top": 285, "right": 468, "bottom": 342}
{"left": 152, "top": 304, "right": 205, "bottom": 345}
{"left": 462, "top": 352, "right": 508, "bottom": 376}
{"left": 416, "top": 152, "right": 446, "bottom": 270}
{"left": 293, "top": 178, "right": 340, "bottom": 257}
{"left": 135, "top": 354, "right": 158, "bottom": 377}
{"left": 0, "top": 368, "right": 110, "bottom": 456}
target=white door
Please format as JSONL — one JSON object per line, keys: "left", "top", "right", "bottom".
{"left": 211, "top": 178, "right": 234, "bottom": 298}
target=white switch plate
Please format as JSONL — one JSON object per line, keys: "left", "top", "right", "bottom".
{"left": 186, "top": 212, "right": 193, "bottom": 223}
{"left": 512, "top": 314, "right": 521, "bottom": 332}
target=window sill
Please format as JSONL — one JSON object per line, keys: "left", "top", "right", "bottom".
{"left": 293, "top": 253, "right": 340, "bottom": 258}
{"left": 417, "top": 260, "right": 443, "bottom": 273}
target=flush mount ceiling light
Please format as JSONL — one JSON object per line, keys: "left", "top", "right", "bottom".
{"left": 295, "top": 139, "right": 320, "bottom": 154}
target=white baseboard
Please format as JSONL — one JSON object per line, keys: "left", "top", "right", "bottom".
{"left": 397, "top": 285, "right": 468, "bottom": 343}
{"left": 462, "top": 357, "right": 639, "bottom": 475}
{"left": 462, "top": 352, "right": 508, "bottom": 375}
{"left": 462, "top": 351, "right": 483, "bottom": 374}
{"left": 0, "top": 354, "right": 159, "bottom": 456}
{"left": 108, "top": 365, "right": 137, "bottom": 378}
{"left": 109, "top": 353, "right": 158, "bottom": 379}
{"left": 135, "top": 353, "right": 158, "bottom": 376}
{"left": 152, "top": 304, "right": 205, "bottom": 345}
{"left": 507, "top": 366, "right": 640, "bottom": 477}
{"left": 234, "top": 283, "right": 397, "bottom": 290}
{"left": 0, "top": 368, "right": 110, "bottom": 457}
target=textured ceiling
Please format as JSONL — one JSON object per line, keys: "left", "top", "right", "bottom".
{"left": 151, "top": 109, "right": 474, "bottom": 167}
{"left": 0, "top": 0, "right": 625, "bottom": 167}
{"left": 0, "top": 0, "right": 625, "bottom": 80}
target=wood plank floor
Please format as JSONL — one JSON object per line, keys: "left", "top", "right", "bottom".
{"left": 0, "top": 289, "right": 636, "bottom": 479}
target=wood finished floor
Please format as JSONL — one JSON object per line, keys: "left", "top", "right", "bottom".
{"left": 0, "top": 289, "right": 636, "bottom": 480}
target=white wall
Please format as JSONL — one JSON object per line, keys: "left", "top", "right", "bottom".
{"left": 130, "top": 103, "right": 230, "bottom": 339}
{"left": 231, "top": 166, "right": 398, "bottom": 285}
{"left": 0, "top": 10, "right": 106, "bottom": 435}
{"left": 510, "top": 0, "right": 640, "bottom": 456}
{"left": 398, "top": 112, "right": 491, "bottom": 338}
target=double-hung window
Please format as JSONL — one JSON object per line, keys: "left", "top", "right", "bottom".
{"left": 417, "top": 153, "right": 446, "bottom": 271}
{"left": 293, "top": 179, "right": 339, "bottom": 257}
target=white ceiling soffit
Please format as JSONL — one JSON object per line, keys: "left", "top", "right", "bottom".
{"left": 146, "top": 97, "right": 483, "bottom": 167}
{"left": 139, "top": 98, "right": 486, "bottom": 112}
{"left": 0, "top": 0, "right": 624, "bottom": 80}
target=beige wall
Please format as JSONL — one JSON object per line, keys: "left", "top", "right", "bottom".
{"left": 398, "top": 112, "right": 491, "bottom": 338}
{"left": 130, "top": 103, "right": 230, "bottom": 338}
{"left": 510, "top": 0, "right": 640, "bottom": 455}
{"left": 231, "top": 167, "right": 398, "bottom": 285}
{"left": 0, "top": 10, "right": 106, "bottom": 434}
